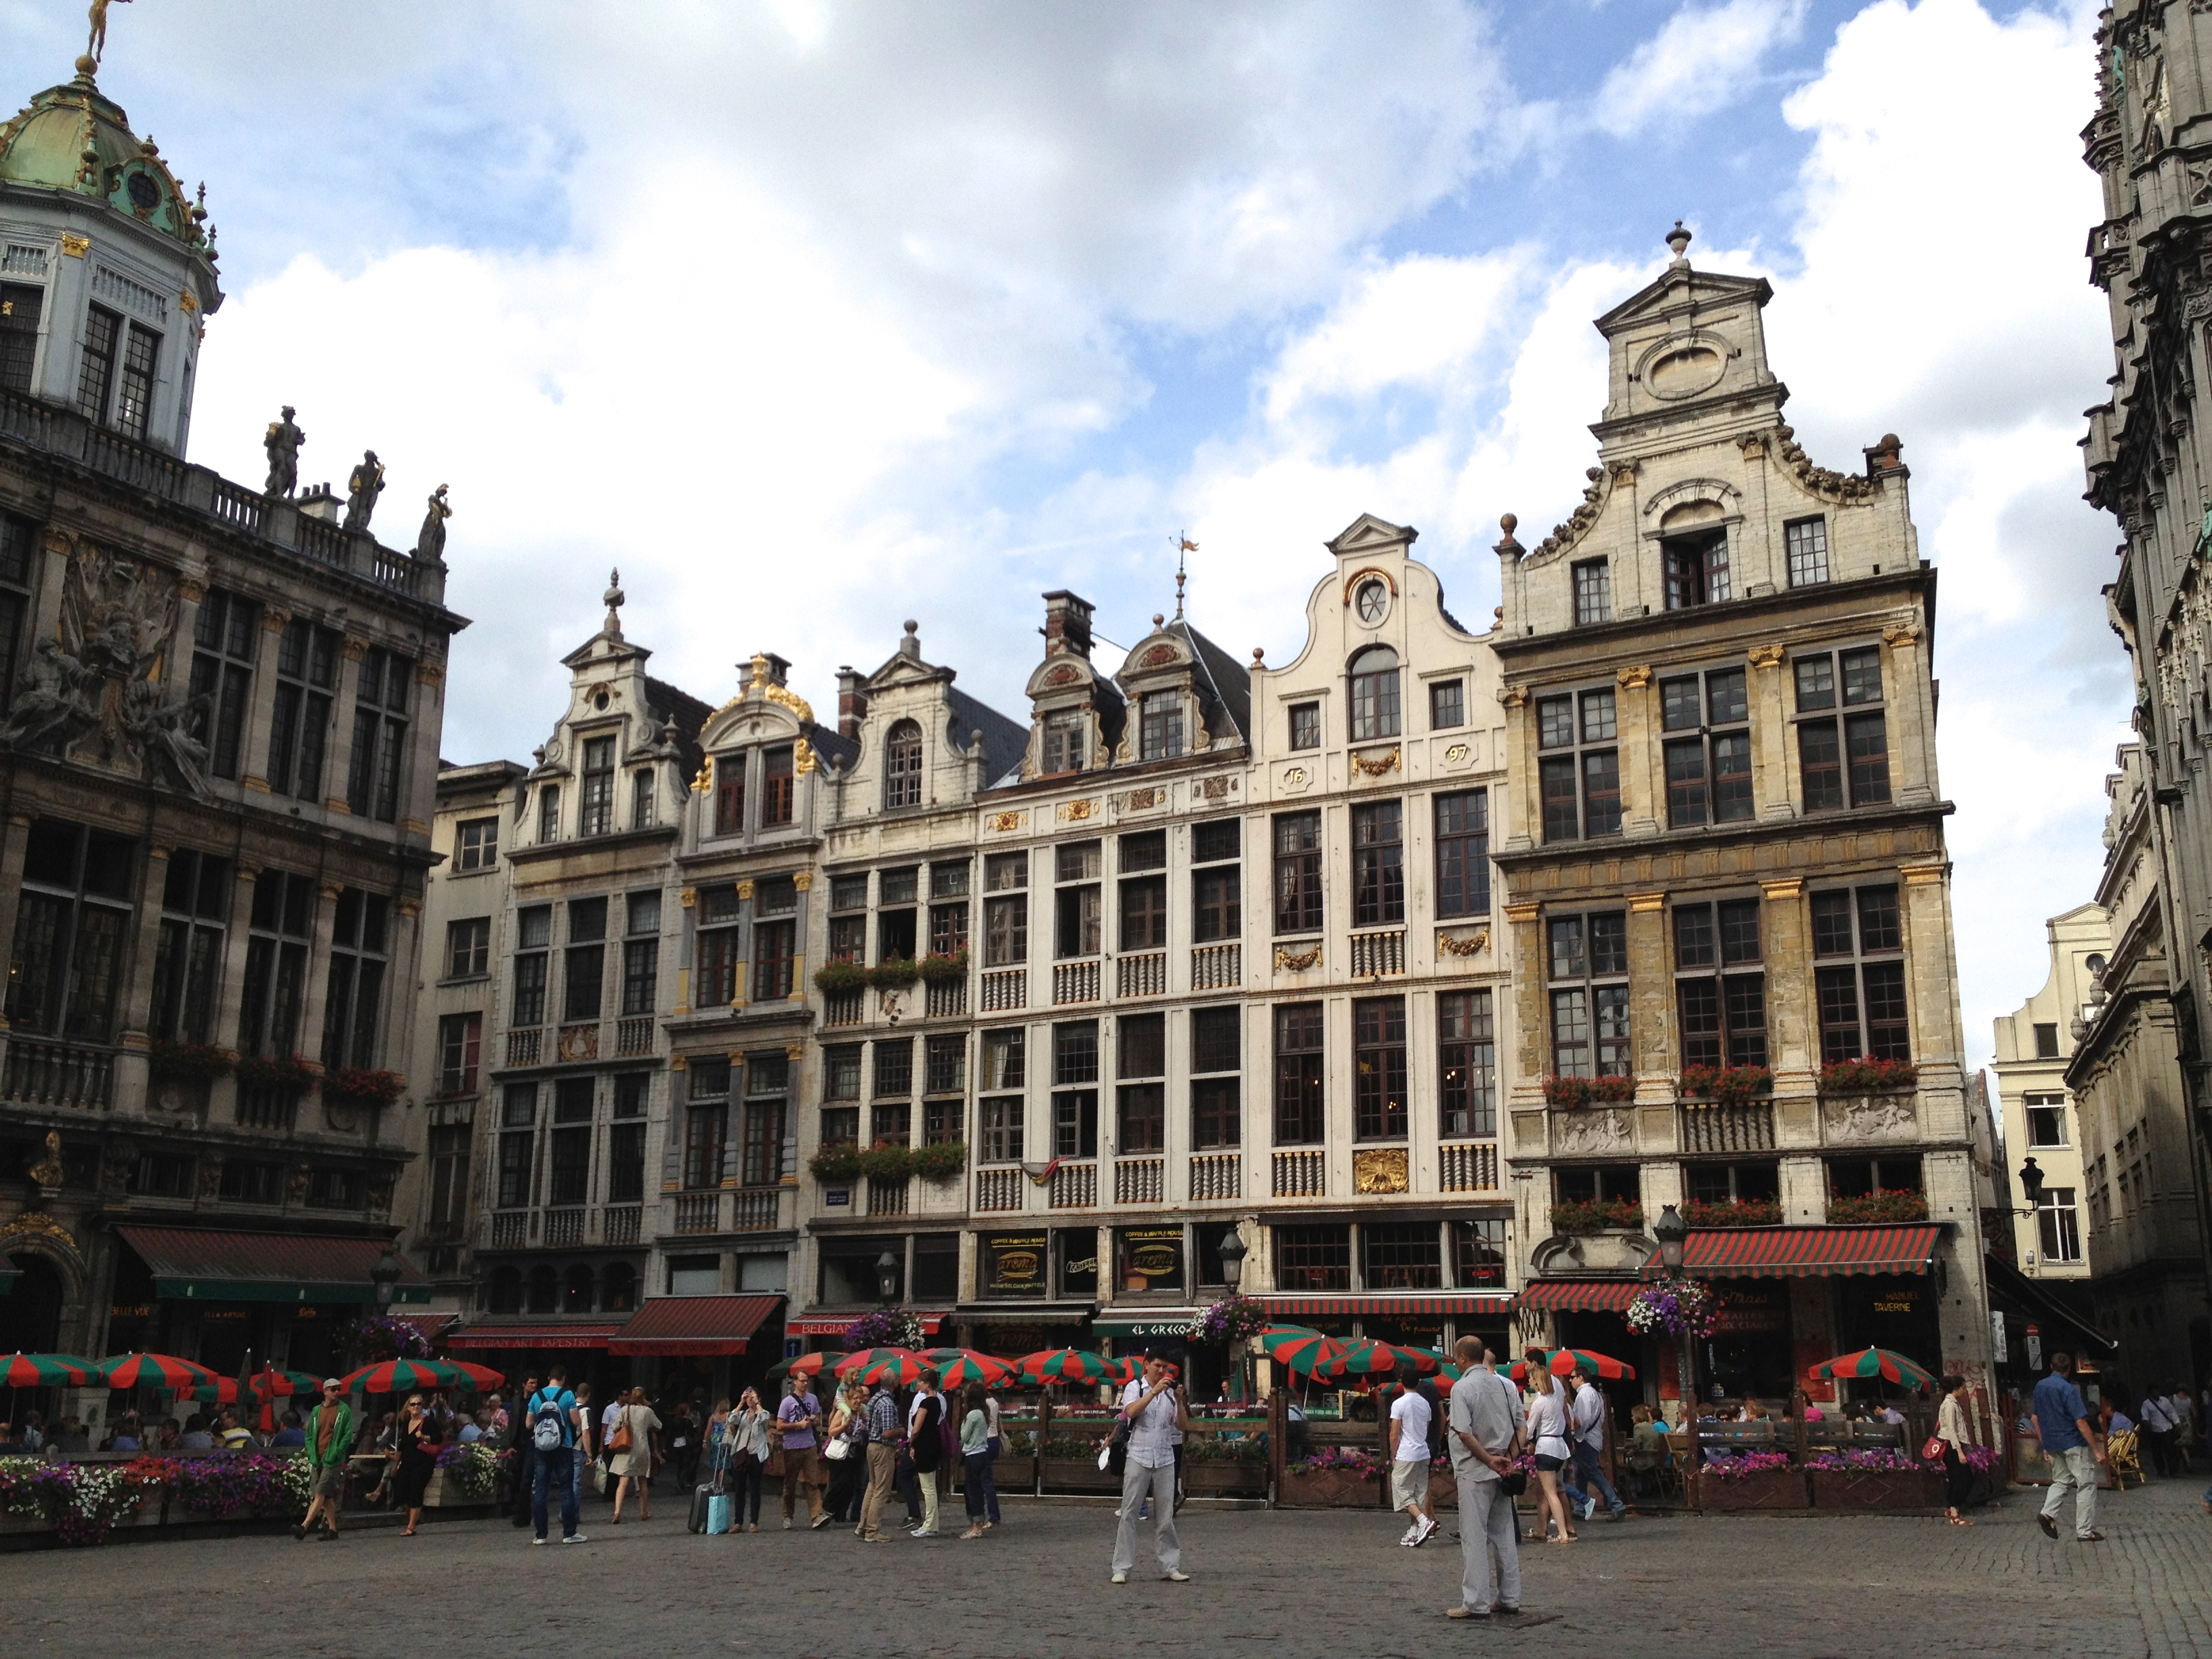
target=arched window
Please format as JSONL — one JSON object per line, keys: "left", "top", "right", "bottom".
{"left": 884, "top": 720, "right": 924, "bottom": 808}
{"left": 487, "top": 1266, "right": 523, "bottom": 1314}
{"left": 602, "top": 1262, "right": 638, "bottom": 1314}
{"left": 525, "top": 1265, "right": 558, "bottom": 1315}
{"left": 562, "top": 1264, "right": 596, "bottom": 1314}
{"left": 1349, "top": 647, "right": 1401, "bottom": 742}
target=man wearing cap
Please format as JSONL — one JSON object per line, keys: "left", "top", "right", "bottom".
{"left": 295, "top": 1378, "right": 354, "bottom": 1540}
{"left": 1111, "top": 1347, "right": 1191, "bottom": 1585}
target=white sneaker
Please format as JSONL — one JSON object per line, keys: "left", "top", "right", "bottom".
{"left": 531, "top": 1536, "right": 548, "bottom": 1546}
{"left": 1111, "top": 1571, "right": 1128, "bottom": 1585}
{"left": 1164, "top": 1570, "right": 1191, "bottom": 1582}
{"left": 562, "top": 1534, "right": 588, "bottom": 1544}
{"left": 1399, "top": 1523, "right": 1418, "bottom": 1546}
{"left": 1415, "top": 1517, "right": 1439, "bottom": 1547}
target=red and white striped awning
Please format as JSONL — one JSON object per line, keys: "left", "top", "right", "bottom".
{"left": 1517, "top": 1280, "right": 1641, "bottom": 1313}
{"left": 1649, "top": 1224, "right": 1946, "bottom": 1281}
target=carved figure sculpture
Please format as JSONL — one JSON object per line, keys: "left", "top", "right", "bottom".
{"left": 342, "top": 450, "right": 385, "bottom": 532}
{"left": 262, "top": 405, "right": 304, "bottom": 496}
{"left": 414, "top": 483, "right": 450, "bottom": 562}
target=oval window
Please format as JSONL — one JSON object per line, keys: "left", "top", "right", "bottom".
{"left": 1646, "top": 344, "right": 1725, "bottom": 398}
{"left": 1355, "top": 578, "right": 1389, "bottom": 623}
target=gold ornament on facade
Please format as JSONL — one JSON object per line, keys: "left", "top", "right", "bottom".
{"left": 794, "top": 736, "right": 817, "bottom": 775}
{"left": 1882, "top": 622, "right": 1921, "bottom": 650}
{"left": 60, "top": 233, "right": 87, "bottom": 258}
{"left": 1498, "top": 684, "right": 1529, "bottom": 709}
{"left": 1747, "top": 642, "right": 1786, "bottom": 670}
{"left": 986, "top": 811, "right": 1025, "bottom": 833}
{"left": 736, "top": 880, "right": 756, "bottom": 901}
{"left": 1353, "top": 1147, "right": 1410, "bottom": 1194}
{"left": 784, "top": 1043, "right": 806, "bottom": 1060}
{"left": 27, "top": 1131, "right": 63, "bottom": 1189}
{"left": 1350, "top": 746, "right": 1400, "bottom": 777}
{"left": 793, "top": 872, "right": 813, "bottom": 891}
{"left": 1627, "top": 890, "right": 1666, "bottom": 914}
{"left": 1760, "top": 877, "right": 1804, "bottom": 901}
{"left": 1274, "top": 943, "right": 1322, "bottom": 972}
{"left": 1282, "top": 766, "right": 1307, "bottom": 787}
{"left": 1616, "top": 665, "right": 1653, "bottom": 691}
{"left": 1057, "top": 799, "right": 1097, "bottom": 822}
{"left": 1436, "top": 928, "right": 1490, "bottom": 958}
{"left": 1502, "top": 900, "right": 1542, "bottom": 924}
{"left": 746, "top": 652, "right": 818, "bottom": 723}
{"left": 1443, "top": 743, "right": 1469, "bottom": 764}
{"left": 0, "top": 1210, "right": 74, "bottom": 1247}
{"left": 341, "top": 636, "right": 371, "bottom": 661}
{"left": 691, "top": 760, "right": 711, "bottom": 794}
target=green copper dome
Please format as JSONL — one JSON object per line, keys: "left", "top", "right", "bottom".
{"left": 0, "top": 69, "right": 208, "bottom": 251}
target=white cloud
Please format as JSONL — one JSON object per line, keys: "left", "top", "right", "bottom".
{"left": 1589, "top": 0, "right": 1809, "bottom": 138}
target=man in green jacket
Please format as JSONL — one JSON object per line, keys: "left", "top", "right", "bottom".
{"left": 296, "top": 1378, "right": 354, "bottom": 1540}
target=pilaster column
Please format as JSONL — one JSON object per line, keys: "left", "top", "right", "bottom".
{"left": 675, "top": 887, "right": 696, "bottom": 1015}
{"left": 1759, "top": 878, "right": 1812, "bottom": 1092}
{"left": 1615, "top": 667, "right": 1660, "bottom": 838}
{"left": 0, "top": 814, "right": 35, "bottom": 1070}
{"left": 1502, "top": 899, "right": 1546, "bottom": 1111}
{"left": 322, "top": 637, "right": 369, "bottom": 815}
{"left": 1496, "top": 687, "right": 1536, "bottom": 852}
{"left": 1748, "top": 642, "right": 1795, "bottom": 820}
{"left": 1624, "top": 890, "right": 1669, "bottom": 1095}
{"left": 238, "top": 604, "right": 290, "bottom": 793}
{"left": 209, "top": 863, "right": 258, "bottom": 1125}
{"left": 112, "top": 843, "right": 173, "bottom": 1115}
{"left": 295, "top": 879, "right": 344, "bottom": 1073}
{"left": 1900, "top": 859, "right": 1959, "bottom": 1067}
{"left": 1882, "top": 622, "right": 1934, "bottom": 806}
{"left": 403, "top": 659, "right": 445, "bottom": 836}
{"left": 380, "top": 896, "right": 423, "bottom": 1147}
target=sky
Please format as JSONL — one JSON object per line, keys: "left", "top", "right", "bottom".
{"left": 0, "top": 0, "right": 2125, "bottom": 1080}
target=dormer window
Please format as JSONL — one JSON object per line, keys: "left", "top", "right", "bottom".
{"left": 79, "top": 304, "right": 161, "bottom": 439}
{"left": 884, "top": 719, "right": 924, "bottom": 808}
{"left": 1662, "top": 529, "right": 1729, "bottom": 609}
{"left": 1044, "top": 710, "right": 1085, "bottom": 775}
{"left": 714, "top": 752, "right": 745, "bottom": 836}
{"left": 579, "top": 735, "right": 616, "bottom": 836}
{"left": 1139, "top": 691, "right": 1183, "bottom": 762}
{"left": 762, "top": 745, "right": 795, "bottom": 826}
{"left": 537, "top": 783, "right": 560, "bottom": 844}
{"left": 1349, "top": 647, "right": 1400, "bottom": 742}
{"left": 1, "top": 282, "right": 43, "bottom": 392}
{"left": 630, "top": 770, "right": 654, "bottom": 830}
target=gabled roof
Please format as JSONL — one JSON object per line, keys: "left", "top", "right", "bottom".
{"left": 1593, "top": 265, "right": 1772, "bottom": 337}
{"left": 945, "top": 684, "right": 1029, "bottom": 784}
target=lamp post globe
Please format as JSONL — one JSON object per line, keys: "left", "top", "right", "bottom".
{"left": 1218, "top": 1228, "right": 1247, "bottom": 1293}
{"left": 876, "top": 1250, "right": 901, "bottom": 1307}
{"left": 369, "top": 1244, "right": 401, "bottom": 1313}
{"left": 1654, "top": 1204, "right": 1688, "bottom": 1273}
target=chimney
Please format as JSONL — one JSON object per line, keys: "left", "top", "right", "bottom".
{"left": 298, "top": 483, "right": 341, "bottom": 523}
{"left": 754, "top": 652, "right": 792, "bottom": 687}
{"left": 836, "top": 666, "right": 869, "bottom": 741}
{"left": 1041, "top": 590, "right": 1094, "bottom": 659}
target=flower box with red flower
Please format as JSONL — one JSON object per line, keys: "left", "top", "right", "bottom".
{"left": 1816, "top": 1057, "right": 1919, "bottom": 1095}
{"left": 1549, "top": 1197, "right": 1645, "bottom": 1237}
{"left": 1677, "top": 1063, "right": 1774, "bottom": 1107}
{"left": 1824, "top": 1188, "right": 1930, "bottom": 1224}
{"left": 1543, "top": 1073, "right": 1637, "bottom": 1109}
{"left": 1679, "top": 1197, "right": 1783, "bottom": 1228}
{"left": 323, "top": 1066, "right": 406, "bottom": 1107}
{"left": 1278, "top": 1446, "right": 1385, "bottom": 1508}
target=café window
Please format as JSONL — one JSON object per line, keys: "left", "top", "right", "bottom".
{"left": 188, "top": 588, "right": 260, "bottom": 782}
{"left": 1438, "top": 989, "right": 1495, "bottom": 1139}
{"left": 1050, "top": 1021, "right": 1099, "bottom": 1158}
{"left": 1674, "top": 898, "right": 1768, "bottom": 1069}
{"left": 1538, "top": 688, "right": 1620, "bottom": 842}
{"left": 1273, "top": 1002, "right": 1324, "bottom": 1145}
{"left": 983, "top": 851, "right": 1028, "bottom": 966}
{"left": 1054, "top": 840, "right": 1102, "bottom": 959}
{"left": 1362, "top": 1221, "right": 1441, "bottom": 1290}
{"left": 1660, "top": 667, "right": 1752, "bottom": 827}
{"left": 914, "top": 1233, "right": 959, "bottom": 1301}
{"left": 1811, "top": 884, "right": 1908, "bottom": 1062}
{"left": 1057, "top": 1229, "right": 1099, "bottom": 1299}
{"left": 1548, "top": 912, "right": 1629, "bottom": 1079}
{"left": 1115, "top": 1227, "right": 1184, "bottom": 1294}
{"left": 320, "top": 888, "right": 389, "bottom": 1071}
{"left": 981, "top": 1233, "right": 1048, "bottom": 1298}
{"left": 148, "top": 847, "right": 228, "bottom": 1044}
{"left": 238, "top": 869, "right": 315, "bottom": 1057}
{"left": 7, "top": 819, "right": 136, "bottom": 1042}
{"left": 1795, "top": 648, "right": 1890, "bottom": 811}
{"left": 1353, "top": 996, "right": 1407, "bottom": 1141}
{"left": 1351, "top": 800, "right": 1404, "bottom": 926}
{"left": 1274, "top": 1223, "right": 1350, "bottom": 1292}
{"left": 1191, "top": 1005, "right": 1240, "bottom": 1149}
{"left": 1116, "top": 1013, "right": 1166, "bottom": 1153}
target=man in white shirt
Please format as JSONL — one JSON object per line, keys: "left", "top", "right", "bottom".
{"left": 1389, "top": 1370, "right": 1438, "bottom": 1546}
{"left": 1109, "top": 1349, "right": 1190, "bottom": 1585}
{"left": 1561, "top": 1364, "right": 1628, "bottom": 1522}
{"left": 1444, "top": 1338, "right": 1523, "bottom": 1622}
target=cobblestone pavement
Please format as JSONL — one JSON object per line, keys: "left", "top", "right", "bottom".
{"left": 10, "top": 1477, "right": 2211, "bottom": 1658}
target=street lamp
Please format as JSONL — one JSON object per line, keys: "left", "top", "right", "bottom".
{"left": 1217, "top": 1229, "right": 1250, "bottom": 1405}
{"left": 369, "top": 1245, "right": 401, "bottom": 1313}
{"left": 1651, "top": 1206, "right": 1693, "bottom": 1431}
{"left": 2016, "top": 1156, "right": 2046, "bottom": 1214}
{"left": 875, "top": 1249, "right": 901, "bottom": 1307}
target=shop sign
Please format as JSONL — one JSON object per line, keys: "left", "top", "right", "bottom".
{"left": 1111, "top": 1321, "right": 1196, "bottom": 1340}
{"left": 1117, "top": 1227, "right": 1183, "bottom": 1291}
{"left": 2025, "top": 1323, "right": 2042, "bottom": 1371}
{"left": 824, "top": 1189, "right": 851, "bottom": 1208}
{"left": 1712, "top": 1286, "right": 1786, "bottom": 1333}
{"left": 983, "top": 1233, "right": 1048, "bottom": 1297}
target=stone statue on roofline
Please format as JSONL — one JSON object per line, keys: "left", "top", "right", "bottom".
{"left": 343, "top": 449, "right": 384, "bottom": 532}
{"left": 415, "top": 484, "right": 451, "bottom": 565}
{"left": 263, "top": 405, "right": 304, "bottom": 497}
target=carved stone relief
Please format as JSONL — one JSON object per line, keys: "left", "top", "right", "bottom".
{"left": 1820, "top": 1094, "right": 1919, "bottom": 1142}
{"left": 1553, "top": 1109, "right": 1633, "bottom": 1157}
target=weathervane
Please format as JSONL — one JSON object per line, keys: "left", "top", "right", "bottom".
{"left": 1173, "top": 534, "right": 1197, "bottom": 619}
{"left": 86, "top": 0, "right": 131, "bottom": 69}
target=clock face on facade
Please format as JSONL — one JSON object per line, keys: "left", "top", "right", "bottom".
{"left": 1355, "top": 578, "right": 1388, "bottom": 623}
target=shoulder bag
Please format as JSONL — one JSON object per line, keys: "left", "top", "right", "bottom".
{"left": 606, "top": 1408, "right": 634, "bottom": 1456}
{"left": 1921, "top": 1433, "right": 1947, "bottom": 1463}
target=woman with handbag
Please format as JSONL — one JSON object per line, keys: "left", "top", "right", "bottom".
{"left": 724, "top": 1388, "right": 772, "bottom": 1534}
{"left": 609, "top": 1386, "right": 662, "bottom": 1524}
{"left": 1936, "top": 1375, "right": 1975, "bottom": 1525}
{"left": 823, "top": 1382, "right": 864, "bottom": 1525}
{"left": 907, "top": 1374, "right": 946, "bottom": 1538}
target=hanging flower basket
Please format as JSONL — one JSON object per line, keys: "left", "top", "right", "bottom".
{"left": 148, "top": 1041, "right": 234, "bottom": 1084}
{"left": 1182, "top": 1294, "right": 1271, "bottom": 1345}
{"left": 814, "top": 959, "right": 867, "bottom": 995}
{"left": 1677, "top": 1063, "right": 1774, "bottom": 1107}
{"left": 840, "top": 1308, "right": 923, "bottom": 1351}
{"left": 323, "top": 1066, "right": 406, "bottom": 1107}
{"left": 1818, "top": 1057, "right": 1918, "bottom": 1094}
{"left": 867, "top": 958, "right": 920, "bottom": 991}
{"left": 235, "top": 1052, "right": 316, "bottom": 1092}
{"left": 335, "top": 1313, "right": 431, "bottom": 1361}
{"left": 1627, "top": 1274, "right": 1723, "bottom": 1339}
{"left": 1544, "top": 1074, "right": 1637, "bottom": 1109}
{"left": 916, "top": 949, "right": 969, "bottom": 986}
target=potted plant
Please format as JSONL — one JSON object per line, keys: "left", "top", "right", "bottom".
{"left": 1679, "top": 1196, "right": 1783, "bottom": 1227}
{"left": 1826, "top": 1188, "right": 1931, "bottom": 1223}
{"left": 1542, "top": 1073, "right": 1637, "bottom": 1109}
{"left": 334, "top": 1313, "right": 431, "bottom": 1361}
{"left": 1698, "top": 1450, "right": 1806, "bottom": 1511}
{"left": 1805, "top": 1447, "right": 1943, "bottom": 1510}
{"left": 868, "top": 957, "right": 920, "bottom": 991}
{"left": 909, "top": 1141, "right": 967, "bottom": 1182}
{"left": 1549, "top": 1196, "right": 1645, "bottom": 1236}
{"left": 1817, "top": 1057, "right": 1919, "bottom": 1094}
{"left": 323, "top": 1066, "right": 406, "bottom": 1107}
{"left": 148, "top": 1041, "right": 234, "bottom": 1084}
{"left": 1278, "top": 1445, "right": 1385, "bottom": 1509}
{"left": 807, "top": 1143, "right": 864, "bottom": 1183}
{"left": 813, "top": 959, "right": 867, "bottom": 996}
{"left": 235, "top": 1052, "right": 316, "bottom": 1093}
{"left": 1181, "top": 1294, "right": 1271, "bottom": 1345}
{"left": 1181, "top": 1434, "right": 1267, "bottom": 1497}
{"left": 1677, "top": 1063, "right": 1774, "bottom": 1106}
{"left": 1040, "top": 1429, "right": 1123, "bottom": 1492}
{"left": 858, "top": 1141, "right": 915, "bottom": 1181}
{"left": 916, "top": 949, "right": 969, "bottom": 986}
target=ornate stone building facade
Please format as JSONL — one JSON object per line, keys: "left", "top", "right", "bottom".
{"left": 1493, "top": 230, "right": 1991, "bottom": 1410}
{"left": 0, "top": 50, "right": 463, "bottom": 1408}
{"left": 2080, "top": 0, "right": 2212, "bottom": 1380}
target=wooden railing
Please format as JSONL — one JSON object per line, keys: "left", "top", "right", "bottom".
{"left": 1049, "top": 1161, "right": 1097, "bottom": 1209}
{"left": 980, "top": 970, "right": 1025, "bottom": 1012}
{"left": 1191, "top": 942, "right": 1240, "bottom": 989}
{"left": 975, "top": 1166, "right": 1023, "bottom": 1212}
{"left": 1052, "top": 960, "right": 1100, "bottom": 1005}
{"left": 615, "top": 1016, "right": 655, "bottom": 1057}
{"left": 823, "top": 989, "right": 865, "bottom": 1027}
{"left": 1349, "top": 928, "right": 1406, "bottom": 977}
{"left": 926, "top": 979, "right": 967, "bottom": 1019}
{"left": 506, "top": 1029, "right": 543, "bottom": 1067}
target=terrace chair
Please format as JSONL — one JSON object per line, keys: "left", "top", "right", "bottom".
{"left": 2107, "top": 1427, "right": 2144, "bottom": 1490}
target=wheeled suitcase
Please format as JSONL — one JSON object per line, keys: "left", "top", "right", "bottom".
{"left": 688, "top": 1481, "right": 715, "bottom": 1534}
{"left": 707, "top": 1492, "right": 733, "bottom": 1534}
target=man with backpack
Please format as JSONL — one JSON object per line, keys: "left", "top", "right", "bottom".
{"left": 529, "top": 1366, "right": 590, "bottom": 1545}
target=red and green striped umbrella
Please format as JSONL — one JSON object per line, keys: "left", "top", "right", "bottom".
{"left": 247, "top": 1368, "right": 326, "bottom": 1398}
{"left": 99, "top": 1352, "right": 218, "bottom": 1391}
{"left": 337, "top": 1357, "right": 471, "bottom": 1394}
{"left": 1013, "top": 1348, "right": 1116, "bottom": 1385}
{"left": 930, "top": 1350, "right": 1015, "bottom": 1389}
{"left": 1316, "top": 1339, "right": 1441, "bottom": 1380}
{"left": 1509, "top": 1349, "right": 1637, "bottom": 1382}
{"left": 447, "top": 1360, "right": 505, "bottom": 1389}
{"left": 766, "top": 1350, "right": 846, "bottom": 1383}
{"left": 1406, "top": 1347, "right": 1464, "bottom": 1382}
{"left": 0, "top": 1352, "right": 97, "bottom": 1387}
{"left": 184, "top": 1377, "right": 243, "bottom": 1404}
{"left": 1258, "top": 1327, "right": 1348, "bottom": 1376}
{"left": 1807, "top": 1347, "right": 1935, "bottom": 1389}
{"left": 836, "top": 1347, "right": 926, "bottom": 1385}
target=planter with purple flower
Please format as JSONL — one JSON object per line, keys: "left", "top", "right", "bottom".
{"left": 1696, "top": 1450, "right": 1806, "bottom": 1511}
{"left": 1277, "top": 1445, "right": 1387, "bottom": 1509}
{"left": 1805, "top": 1448, "right": 1945, "bottom": 1510}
